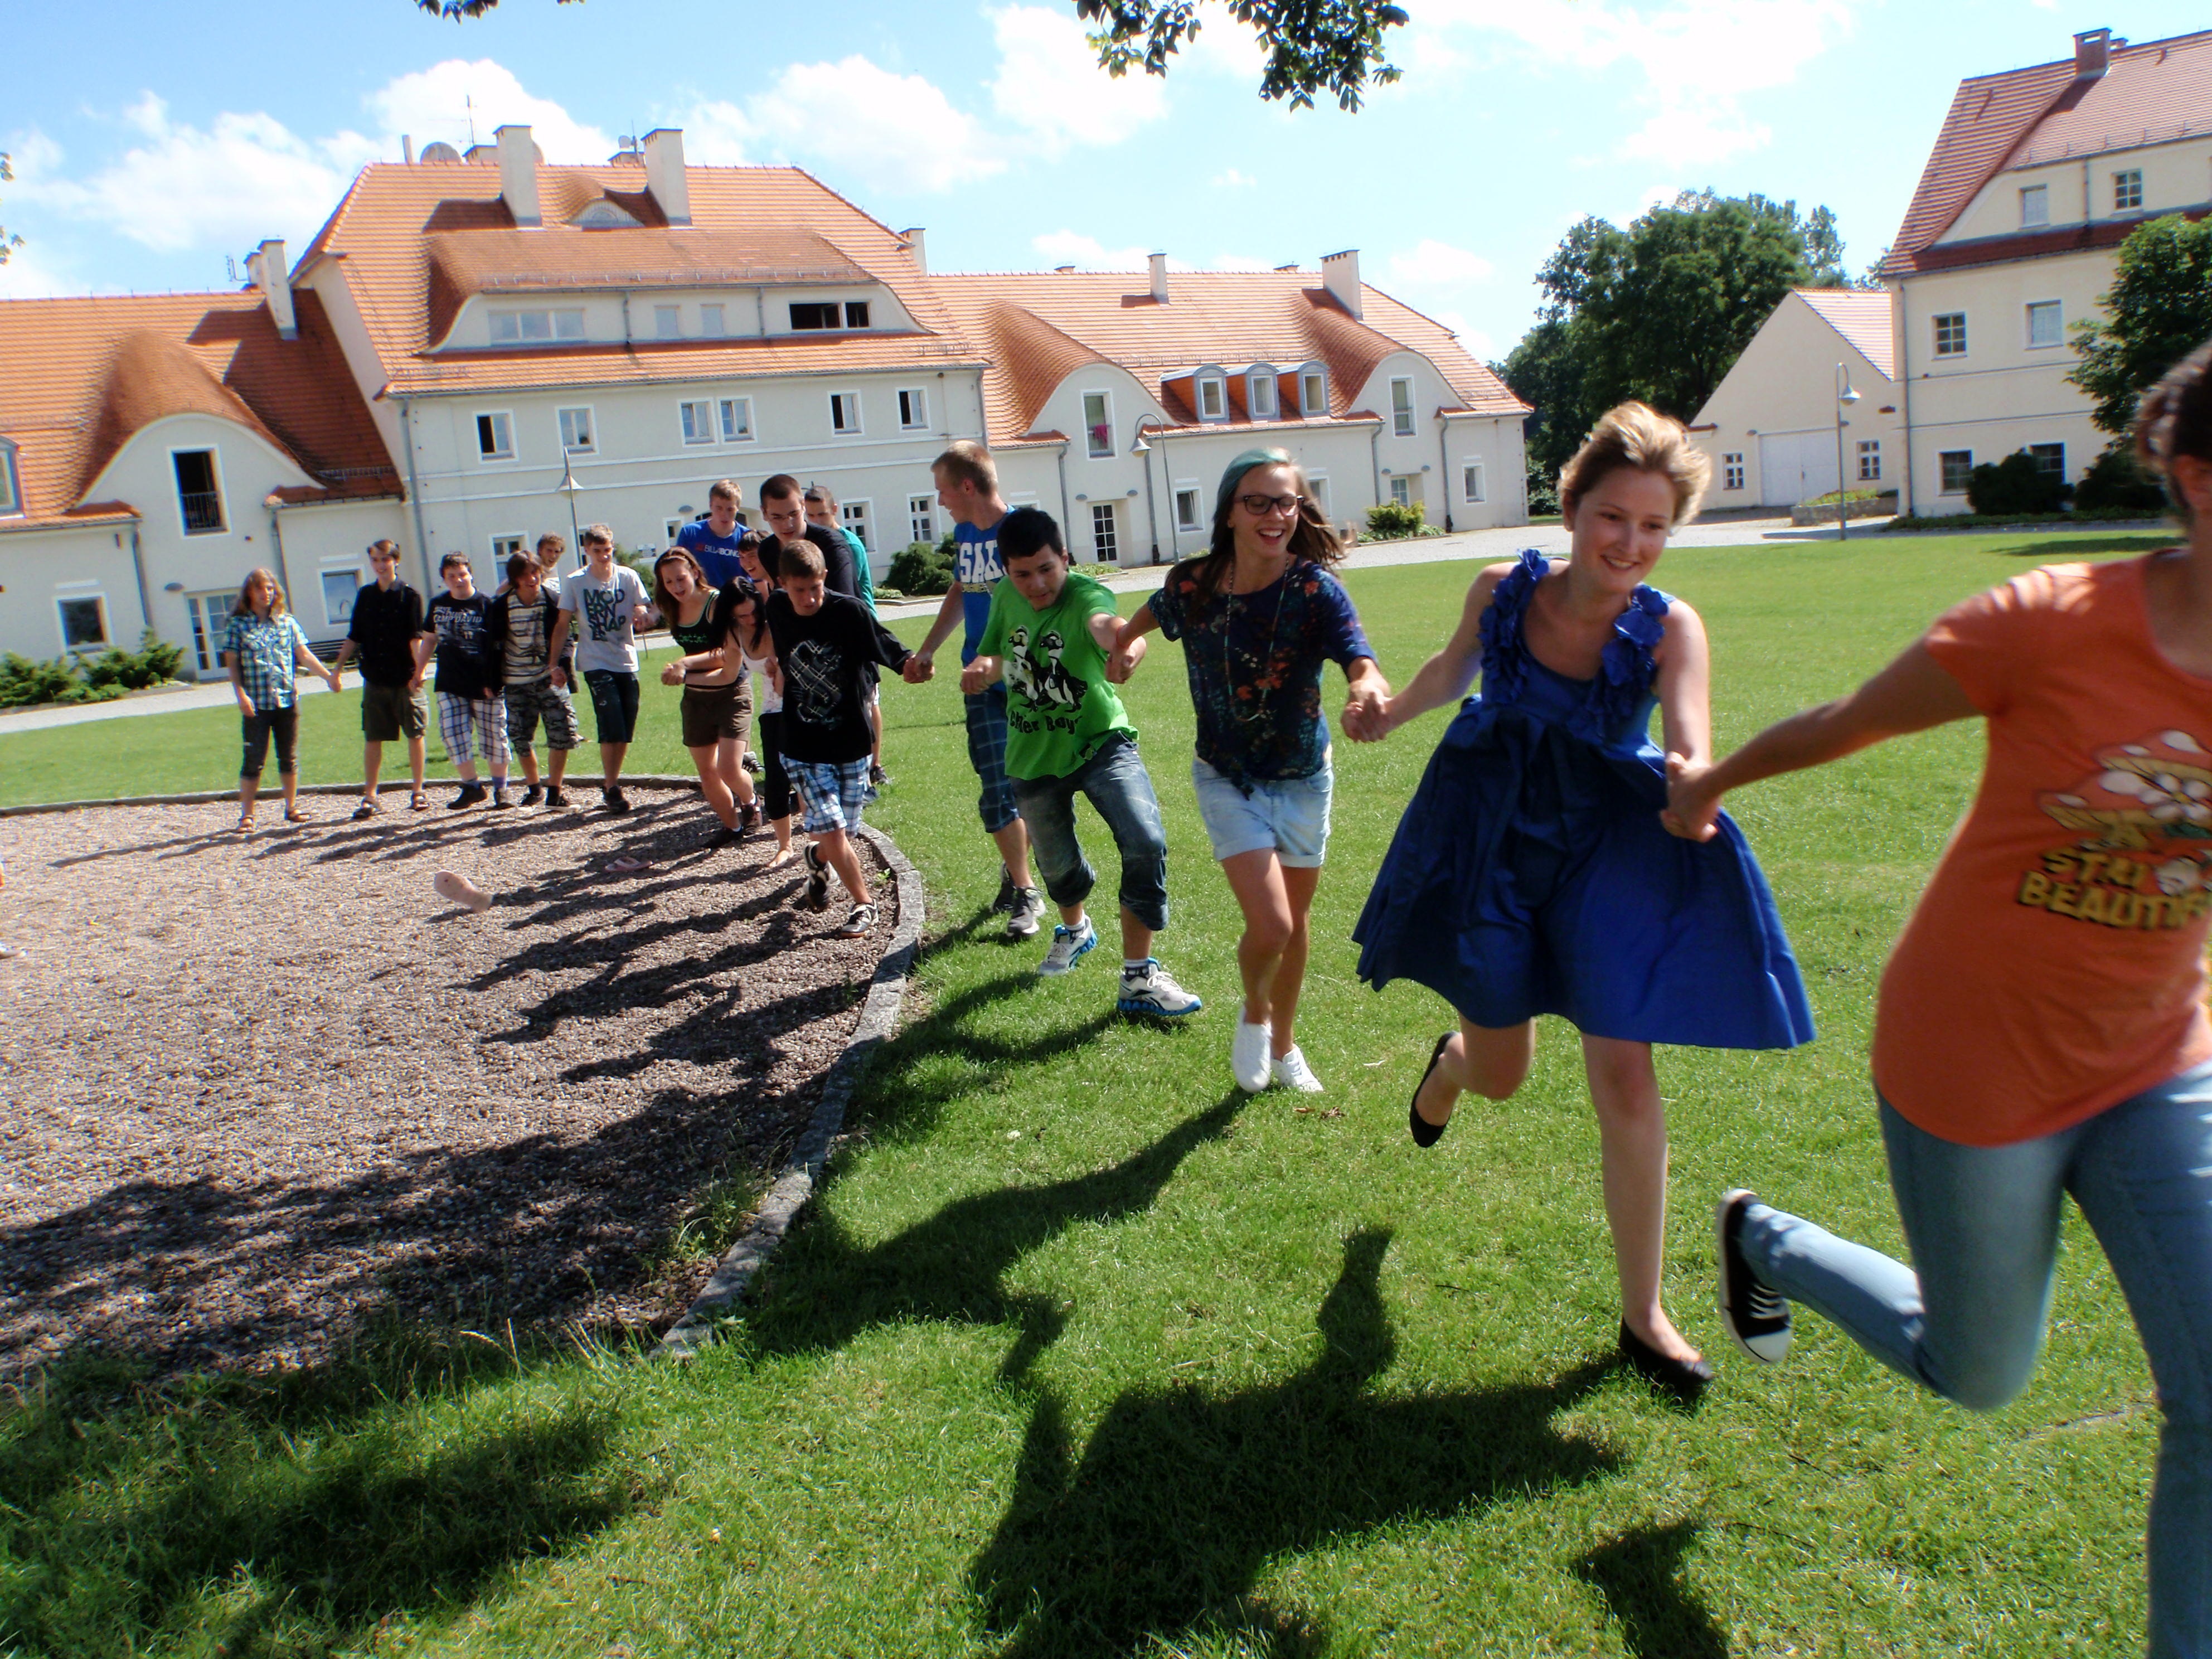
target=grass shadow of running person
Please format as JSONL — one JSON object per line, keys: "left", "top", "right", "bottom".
{"left": 1573, "top": 1517, "right": 1730, "bottom": 1659}
{"left": 968, "top": 1228, "right": 1623, "bottom": 1658}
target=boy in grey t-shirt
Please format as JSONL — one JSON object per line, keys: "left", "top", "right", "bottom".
{"left": 547, "top": 523, "right": 652, "bottom": 814}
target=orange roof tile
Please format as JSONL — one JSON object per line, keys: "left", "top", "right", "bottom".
{"left": 1794, "top": 289, "right": 1896, "bottom": 380}
{"left": 0, "top": 290, "right": 399, "bottom": 528}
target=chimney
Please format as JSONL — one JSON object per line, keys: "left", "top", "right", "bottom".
{"left": 643, "top": 128, "right": 690, "bottom": 226}
{"left": 1149, "top": 251, "right": 1169, "bottom": 304}
{"left": 402, "top": 133, "right": 415, "bottom": 165}
{"left": 2075, "top": 27, "right": 2112, "bottom": 78}
{"left": 901, "top": 227, "right": 928, "bottom": 273}
{"left": 251, "top": 239, "right": 296, "bottom": 339}
{"left": 496, "top": 124, "right": 540, "bottom": 227}
{"left": 1322, "top": 249, "right": 1362, "bottom": 321}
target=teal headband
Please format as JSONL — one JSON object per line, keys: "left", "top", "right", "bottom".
{"left": 1215, "top": 448, "right": 1296, "bottom": 522}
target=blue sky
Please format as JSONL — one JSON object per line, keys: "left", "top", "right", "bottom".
{"left": 3, "top": 1, "right": 2204, "bottom": 362}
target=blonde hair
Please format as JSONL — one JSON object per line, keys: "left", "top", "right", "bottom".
{"left": 932, "top": 439, "right": 997, "bottom": 492}
{"left": 1559, "top": 401, "right": 1712, "bottom": 527}
{"left": 232, "top": 567, "right": 287, "bottom": 618}
{"left": 2136, "top": 336, "right": 2212, "bottom": 522}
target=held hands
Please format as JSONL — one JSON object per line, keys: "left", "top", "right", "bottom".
{"left": 1661, "top": 754, "right": 1722, "bottom": 842}
{"left": 324, "top": 667, "right": 344, "bottom": 693}
{"left": 902, "top": 656, "right": 934, "bottom": 685}
{"left": 1340, "top": 684, "right": 1391, "bottom": 743}
{"left": 660, "top": 661, "right": 687, "bottom": 687}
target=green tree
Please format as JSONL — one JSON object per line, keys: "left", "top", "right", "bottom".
{"left": 1492, "top": 316, "right": 1593, "bottom": 508}
{"left": 0, "top": 153, "right": 20, "bottom": 267}
{"left": 415, "top": 0, "right": 1409, "bottom": 111}
{"left": 2069, "top": 214, "right": 2212, "bottom": 437}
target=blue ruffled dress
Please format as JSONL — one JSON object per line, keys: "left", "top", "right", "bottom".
{"left": 1354, "top": 550, "right": 1814, "bottom": 1049}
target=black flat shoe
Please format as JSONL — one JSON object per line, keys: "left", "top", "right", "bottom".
{"left": 1409, "top": 1031, "right": 1454, "bottom": 1148}
{"left": 1617, "top": 1320, "right": 1713, "bottom": 1401}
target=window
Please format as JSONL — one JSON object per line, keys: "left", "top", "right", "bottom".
{"left": 2020, "top": 183, "right": 2049, "bottom": 228}
{"left": 491, "top": 533, "right": 526, "bottom": 564}
{"left": 557, "top": 406, "right": 595, "bottom": 453}
{"left": 474, "top": 413, "right": 515, "bottom": 462}
{"left": 1389, "top": 476, "right": 1412, "bottom": 508}
{"left": 1173, "top": 484, "right": 1202, "bottom": 532}
{"left": 790, "top": 302, "right": 839, "bottom": 330}
{"left": 56, "top": 594, "right": 108, "bottom": 651}
{"left": 1856, "top": 439, "right": 1882, "bottom": 482}
{"left": 1249, "top": 372, "right": 1276, "bottom": 419}
{"left": 2115, "top": 169, "right": 2143, "bottom": 212}
{"left": 1391, "top": 377, "right": 1415, "bottom": 437}
{"left": 173, "top": 448, "right": 225, "bottom": 532}
{"left": 2030, "top": 442, "right": 2067, "bottom": 480}
{"left": 1722, "top": 452, "right": 1746, "bottom": 492}
{"left": 1090, "top": 501, "right": 1119, "bottom": 564}
{"left": 830, "top": 392, "right": 862, "bottom": 434}
{"left": 320, "top": 569, "right": 361, "bottom": 629}
{"left": 845, "top": 301, "right": 870, "bottom": 329}
{"left": 664, "top": 516, "right": 687, "bottom": 546}
{"left": 490, "top": 308, "right": 585, "bottom": 343}
{"left": 1462, "top": 461, "right": 1486, "bottom": 503}
{"left": 841, "top": 501, "right": 870, "bottom": 550}
{"left": 701, "top": 303, "right": 726, "bottom": 337}
{"left": 718, "top": 397, "right": 753, "bottom": 442}
{"left": 2026, "top": 299, "right": 2064, "bottom": 349}
{"left": 908, "top": 495, "right": 936, "bottom": 546}
{"left": 1083, "top": 391, "right": 1113, "bottom": 459}
{"left": 186, "top": 590, "right": 234, "bottom": 673}
{"left": 1933, "top": 312, "right": 1968, "bottom": 357}
{"left": 1197, "top": 377, "right": 1225, "bottom": 420}
{"left": 0, "top": 443, "right": 18, "bottom": 515}
{"left": 654, "top": 304, "right": 681, "bottom": 339}
{"left": 1306, "top": 474, "right": 1331, "bottom": 516}
{"left": 1300, "top": 371, "right": 1326, "bottom": 418}
{"left": 899, "top": 387, "right": 928, "bottom": 430}
{"left": 679, "top": 400, "right": 714, "bottom": 446}
{"left": 1939, "top": 450, "right": 1974, "bottom": 494}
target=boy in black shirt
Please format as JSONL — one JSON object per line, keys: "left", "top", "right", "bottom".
{"left": 765, "top": 540, "right": 929, "bottom": 937}
{"left": 415, "top": 552, "right": 512, "bottom": 810}
{"left": 333, "top": 539, "right": 428, "bottom": 817}
{"left": 487, "top": 552, "right": 579, "bottom": 807}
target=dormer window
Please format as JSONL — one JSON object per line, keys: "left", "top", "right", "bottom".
{"left": 790, "top": 300, "right": 871, "bottom": 331}
{"left": 571, "top": 199, "right": 642, "bottom": 229}
{"left": 1196, "top": 375, "right": 1226, "bottom": 420}
{"left": 1248, "top": 368, "right": 1277, "bottom": 419}
{"left": 654, "top": 305, "right": 681, "bottom": 339}
{"left": 1298, "top": 367, "right": 1328, "bottom": 418}
{"left": 845, "top": 300, "right": 870, "bottom": 329}
{"left": 0, "top": 441, "right": 18, "bottom": 516}
{"left": 491, "top": 307, "right": 585, "bottom": 345}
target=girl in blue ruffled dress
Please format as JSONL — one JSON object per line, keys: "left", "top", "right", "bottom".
{"left": 1354, "top": 402, "right": 1813, "bottom": 1394}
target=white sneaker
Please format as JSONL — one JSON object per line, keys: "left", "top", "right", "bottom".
{"left": 1037, "top": 919, "right": 1098, "bottom": 976}
{"left": 1231, "top": 1018, "right": 1272, "bottom": 1092}
{"left": 1270, "top": 1046, "right": 1324, "bottom": 1093}
{"left": 1118, "top": 959, "right": 1204, "bottom": 1018}
{"left": 1005, "top": 886, "right": 1048, "bottom": 940}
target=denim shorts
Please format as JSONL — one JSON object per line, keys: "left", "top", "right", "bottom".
{"left": 1191, "top": 755, "right": 1333, "bottom": 867}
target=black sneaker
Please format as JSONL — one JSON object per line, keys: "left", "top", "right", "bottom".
{"left": 707, "top": 824, "right": 741, "bottom": 849}
{"left": 869, "top": 763, "right": 890, "bottom": 790}
{"left": 739, "top": 800, "right": 760, "bottom": 831}
{"left": 802, "top": 841, "right": 831, "bottom": 912}
{"left": 447, "top": 783, "right": 487, "bottom": 811}
{"left": 545, "top": 784, "right": 566, "bottom": 809}
{"left": 740, "top": 750, "right": 763, "bottom": 777}
{"left": 603, "top": 787, "right": 630, "bottom": 816}
{"left": 491, "top": 785, "right": 516, "bottom": 809}
{"left": 992, "top": 869, "right": 1018, "bottom": 914}
{"left": 1716, "top": 1189, "right": 1794, "bottom": 1364}
{"left": 520, "top": 784, "right": 544, "bottom": 807}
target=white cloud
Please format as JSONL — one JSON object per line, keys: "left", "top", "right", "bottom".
{"left": 752, "top": 57, "right": 1005, "bottom": 193}
{"left": 988, "top": 6, "right": 1168, "bottom": 155}
{"left": 366, "top": 59, "right": 613, "bottom": 162}
{"left": 680, "top": 99, "right": 756, "bottom": 166}
{"left": 1032, "top": 229, "right": 1151, "bottom": 269}
{"left": 1383, "top": 239, "right": 1494, "bottom": 288}
{"left": 1211, "top": 167, "right": 1257, "bottom": 187}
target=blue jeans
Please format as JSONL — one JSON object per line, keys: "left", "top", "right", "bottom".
{"left": 1010, "top": 735, "right": 1168, "bottom": 933}
{"left": 1743, "top": 1062, "right": 2212, "bottom": 1658}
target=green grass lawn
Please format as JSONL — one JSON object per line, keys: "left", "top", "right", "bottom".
{"left": 0, "top": 529, "right": 2180, "bottom": 1658}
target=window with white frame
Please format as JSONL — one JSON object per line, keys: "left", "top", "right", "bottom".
{"left": 1173, "top": 483, "right": 1202, "bottom": 532}
{"left": 1307, "top": 474, "right": 1331, "bottom": 516}
{"left": 174, "top": 448, "right": 226, "bottom": 531}
{"left": 842, "top": 501, "right": 870, "bottom": 550}
{"left": 557, "top": 407, "right": 595, "bottom": 453}
{"left": 790, "top": 302, "right": 838, "bottom": 330}
{"left": 679, "top": 400, "right": 714, "bottom": 445}
{"left": 1939, "top": 450, "right": 1974, "bottom": 493}
{"left": 1391, "top": 377, "right": 1415, "bottom": 436}
{"left": 1933, "top": 312, "right": 1968, "bottom": 357}
{"left": 701, "top": 303, "right": 726, "bottom": 337}
{"left": 2115, "top": 169, "right": 2143, "bottom": 212}
{"left": 1388, "top": 476, "right": 1411, "bottom": 508}
{"left": 2020, "top": 183, "right": 2049, "bottom": 227}
{"left": 56, "top": 593, "right": 108, "bottom": 651}
{"left": 1462, "top": 461, "right": 1486, "bottom": 503}
{"left": 474, "top": 412, "right": 515, "bottom": 462}
{"left": 491, "top": 533, "right": 526, "bottom": 565}
{"left": 1857, "top": 439, "right": 1882, "bottom": 482}
{"left": 490, "top": 307, "right": 585, "bottom": 344}
{"left": 1090, "top": 501, "right": 1119, "bottom": 564}
{"left": 0, "top": 442, "right": 18, "bottom": 515}
{"left": 1300, "top": 370, "right": 1326, "bottom": 418}
{"left": 653, "top": 304, "right": 681, "bottom": 339}
{"left": 1197, "top": 376, "right": 1226, "bottom": 420}
{"left": 2026, "top": 299, "right": 2064, "bottom": 349}
{"left": 1722, "top": 452, "right": 1746, "bottom": 491}
{"left": 830, "top": 392, "right": 862, "bottom": 434}
{"left": 845, "top": 300, "right": 870, "bottom": 329}
{"left": 663, "top": 516, "right": 687, "bottom": 546}
{"left": 898, "top": 387, "right": 928, "bottom": 430}
{"left": 320, "top": 567, "right": 362, "bottom": 629}
{"left": 718, "top": 397, "right": 753, "bottom": 442}
{"left": 1083, "top": 391, "right": 1113, "bottom": 458}
{"left": 2030, "top": 442, "right": 2067, "bottom": 480}
{"left": 909, "top": 495, "right": 936, "bottom": 546}
{"left": 1249, "top": 371, "right": 1276, "bottom": 419}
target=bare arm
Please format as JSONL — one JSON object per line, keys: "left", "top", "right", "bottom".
{"left": 1651, "top": 601, "right": 1713, "bottom": 773}
{"left": 1663, "top": 639, "right": 1980, "bottom": 841}
{"left": 227, "top": 648, "right": 251, "bottom": 715}
{"left": 1339, "top": 656, "right": 1392, "bottom": 741}
{"left": 546, "top": 609, "right": 572, "bottom": 690}
{"left": 293, "top": 634, "right": 339, "bottom": 693}
{"left": 916, "top": 580, "right": 965, "bottom": 665}
{"left": 1375, "top": 565, "right": 1510, "bottom": 735}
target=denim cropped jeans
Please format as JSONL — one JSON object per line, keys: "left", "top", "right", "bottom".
{"left": 1742, "top": 1061, "right": 2212, "bottom": 1658}
{"left": 1009, "top": 735, "right": 1169, "bottom": 933}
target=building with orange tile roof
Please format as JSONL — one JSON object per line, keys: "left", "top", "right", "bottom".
{"left": 1879, "top": 25, "right": 2212, "bottom": 514}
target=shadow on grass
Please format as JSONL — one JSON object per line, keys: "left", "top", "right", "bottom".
{"left": 969, "top": 1229, "right": 1623, "bottom": 1658}
{"left": 1996, "top": 534, "right": 2174, "bottom": 559}
{"left": 1574, "top": 1518, "right": 1729, "bottom": 1659}
{"left": 1, "top": 1333, "right": 642, "bottom": 1658}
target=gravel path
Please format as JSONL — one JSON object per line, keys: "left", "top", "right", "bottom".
{"left": 0, "top": 789, "right": 889, "bottom": 1379}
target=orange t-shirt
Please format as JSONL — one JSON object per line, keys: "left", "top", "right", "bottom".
{"left": 1874, "top": 556, "right": 2212, "bottom": 1146}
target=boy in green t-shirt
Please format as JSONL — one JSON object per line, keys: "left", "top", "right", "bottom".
{"left": 961, "top": 508, "right": 1202, "bottom": 1017}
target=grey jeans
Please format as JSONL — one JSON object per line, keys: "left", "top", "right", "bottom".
{"left": 1010, "top": 735, "right": 1169, "bottom": 933}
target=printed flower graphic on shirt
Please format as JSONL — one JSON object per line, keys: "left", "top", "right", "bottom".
{"left": 2041, "top": 730, "right": 2212, "bottom": 849}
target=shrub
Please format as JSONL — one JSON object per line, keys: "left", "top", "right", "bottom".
{"left": 77, "top": 630, "right": 186, "bottom": 692}
{"left": 888, "top": 539, "right": 954, "bottom": 596}
{"left": 1966, "top": 450, "right": 2072, "bottom": 517}
{"left": 1526, "top": 477, "right": 1561, "bottom": 518}
{"left": 1364, "top": 501, "right": 1429, "bottom": 541}
{"left": 0, "top": 630, "right": 185, "bottom": 709}
{"left": 0, "top": 653, "right": 78, "bottom": 709}
{"left": 2073, "top": 442, "right": 2170, "bottom": 516}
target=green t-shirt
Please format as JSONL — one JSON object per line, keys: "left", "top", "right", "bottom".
{"left": 976, "top": 572, "right": 1134, "bottom": 780}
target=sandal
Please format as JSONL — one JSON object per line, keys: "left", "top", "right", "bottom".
{"left": 284, "top": 809, "right": 310, "bottom": 825}
{"left": 234, "top": 814, "right": 254, "bottom": 833}
{"left": 1409, "top": 1032, "right": 1455, "bottom": 1148}
{"left": 352, "top": 797, "right": 380, "bottom": 821}
{"left": 409, "top": 790, "right": 430, "bottom": 811}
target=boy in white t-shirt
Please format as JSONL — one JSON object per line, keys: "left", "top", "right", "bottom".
{"left": 547, "top": 522, "right": 652, "bottom": 814}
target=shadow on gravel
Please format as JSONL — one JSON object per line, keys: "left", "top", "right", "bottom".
{"left": 969, "top": 1229, "right": 1624, "bottom": 1658}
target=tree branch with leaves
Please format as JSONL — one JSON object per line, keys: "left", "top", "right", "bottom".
{"left": 0, "top": 154, "right": 20, "bottom": 268}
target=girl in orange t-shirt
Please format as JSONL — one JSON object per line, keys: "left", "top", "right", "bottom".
{"left": 1668, "top": 339, "right": 2212, "bottom": 1659}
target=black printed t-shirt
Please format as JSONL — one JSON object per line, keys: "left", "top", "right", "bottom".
{"left": 764, "top": 590, "right": 909, "bottom": 764}
{"left": 347, "top": 579, "right": 425, "bottom": 687}
{"left": 423, "top": 591, "right": 497, "bottom": 698}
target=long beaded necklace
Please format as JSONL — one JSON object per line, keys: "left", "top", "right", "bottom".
{"left": 1218, "top": 555, "right": 1293, "bottom": 725}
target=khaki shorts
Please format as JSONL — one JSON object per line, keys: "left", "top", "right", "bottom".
{"left": 361, "top": 680, "right": 428, "bottom": 743}
{"left": 680, "top": 676, "right": 753, "bottom": 749}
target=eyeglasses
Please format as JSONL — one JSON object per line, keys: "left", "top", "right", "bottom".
{"left": 1237, "top": 493, "right": 1303, "bottom": 518}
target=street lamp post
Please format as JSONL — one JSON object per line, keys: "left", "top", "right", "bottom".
{"left": 556, "top": 447, "right": 585, "bottom": 571}
{"left": 1130, "top": 415, "right": 1168, "bottom": 564}
{"left": 1833, "top": 363, "right": 1862, "bottom": 544}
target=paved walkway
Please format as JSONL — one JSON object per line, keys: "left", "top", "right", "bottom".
{"left": 0, "top": 515, "right": 1853, "bottom": 736}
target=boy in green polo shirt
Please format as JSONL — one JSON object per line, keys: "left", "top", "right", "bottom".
{"left": 961, "top": 507, "right": 1202, "bottom": 1017}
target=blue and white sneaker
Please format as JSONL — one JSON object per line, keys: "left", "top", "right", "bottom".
{"left": 1118, "top": 958, "right": 1204, "bottom": 1018}
{"left": 1037, "top": 919, "right": 1098, "bottom": 976}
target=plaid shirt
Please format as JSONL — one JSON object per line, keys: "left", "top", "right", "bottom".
{"left": 225, "top": 610, "right": 309, "bottom": 711}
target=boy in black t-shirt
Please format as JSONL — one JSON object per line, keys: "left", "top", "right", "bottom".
{"left": 416, "top": 552, "right": 512, "bottom": 810}
{"left": 487, "top": 552, "right": 579, "bottom": 808}
{"left": 764, "top": 540, "right": 930, "bottom": 938}
{"left": 332, "top": 539, "right": 429, "bottom": 817}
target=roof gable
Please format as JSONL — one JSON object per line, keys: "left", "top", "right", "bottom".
{"left": 1794, "top": 289, "right": 1896, "bottom": 381}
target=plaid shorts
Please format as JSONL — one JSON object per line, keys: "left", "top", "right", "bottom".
{"left": 437, "top": 691, "right": 508, "bottom": 768}
{"left": 964, "top": 683, "right": 1021, "bottom": 833}
{"left": 785, "top": 756, "right": 872, "bottom": 836}
{"left": 503, "top": 680, "right": 580, "bottom": 754}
